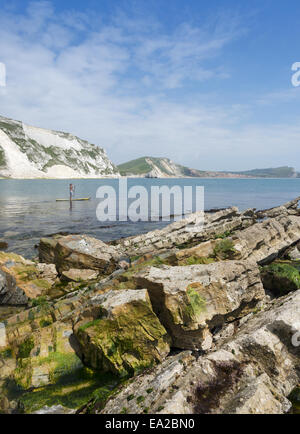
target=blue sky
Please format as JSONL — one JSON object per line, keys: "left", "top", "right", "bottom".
{"left": 0, "top": 0, "right": 300, "bottom": 170}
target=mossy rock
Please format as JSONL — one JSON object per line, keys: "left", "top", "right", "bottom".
{"left": 75, "top": 290, "right": 170, "bottom": 378}
{"left": 213, "top": 239, "right": 238, "bottom": 260}
{"left": 186, "top": 283, "right": 207, "bottom": 319}
{"left": 168, "top": 282, "right": 207, "bottom": 327}
{"left": 6, "top": 366, "right": 120, "bottom": 414}
{"left": 261, "top": 262, "right": 300, "bottom": 296}
{"left": 179, "top": 256, "right": 215, "bottom": 266}
{"left": 17, "top": 337, "right": 35, "bottom": 359}
{"left": 13, "top": 350, "right": 85, "bottom": 390}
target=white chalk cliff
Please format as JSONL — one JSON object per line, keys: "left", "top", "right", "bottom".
{"left": 0, "top": 116, "right": 119, "bottom": 179}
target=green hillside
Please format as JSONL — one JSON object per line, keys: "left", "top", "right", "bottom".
{"left": 117, "top": 156, "right": 207, "bottom": 177}
{"left": 232, "top": 166, "right": 296, "bottom": 178}
{"left": 118, "top": 157, "right": 153, "bottom": 175}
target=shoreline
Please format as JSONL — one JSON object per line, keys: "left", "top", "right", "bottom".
{"left": 1, "top": 176, "right": 300, "bottom": 180}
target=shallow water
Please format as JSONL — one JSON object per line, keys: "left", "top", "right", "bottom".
{"left": 1, "top": 178, "right": 300, "bottom": 258}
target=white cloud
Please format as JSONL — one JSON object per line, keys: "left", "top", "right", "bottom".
{"left": 0, "top": 1, "right": 299, "bottom": 171}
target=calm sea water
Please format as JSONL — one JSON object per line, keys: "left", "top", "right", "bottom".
{"left": 0, "top": 178, "right": 300, "bottom": 258}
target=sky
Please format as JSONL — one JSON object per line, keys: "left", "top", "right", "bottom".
{"left": 0, "top": 0, "right": 300, "bottom": 171}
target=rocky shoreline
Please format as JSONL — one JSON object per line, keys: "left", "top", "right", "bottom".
{"left": 0, "top": 198, "right": 300, "bottom": 414}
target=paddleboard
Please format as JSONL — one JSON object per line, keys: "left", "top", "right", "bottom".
{"left": 56, "top": 198, "right": 91, "bottom": 202}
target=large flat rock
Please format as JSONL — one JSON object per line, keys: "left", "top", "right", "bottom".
{"left": 39, "top": 234, "right": 121, "bottom": 275}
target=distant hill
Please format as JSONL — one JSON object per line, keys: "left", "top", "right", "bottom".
{"left": 118, "top": 157, "right": 207, "bottom": 178}
{"left": 229, "top": 166, "right": 298, "bottom": 178}
{"left": 118, "top": 158, "right": 299, "bottom": 179}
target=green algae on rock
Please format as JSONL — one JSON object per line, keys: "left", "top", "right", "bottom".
{"left": 74, "top": 289, "right": 170, "bottom": 378}
{"left": 16, "top": 369, "right": 120, "bottom": 414}
{"left": 260, "top": 261, "right": 300, "bottom": 296}
{"left": 213, "top": 239, "right": 238, "bottom": 260}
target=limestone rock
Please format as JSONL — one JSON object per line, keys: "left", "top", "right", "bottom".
{"left": 39, "top": 234, "right": 120, "bottom": 275}
{"left": 101, "top": 290, "right": 300, "bottom": 414}
{"left": 74, "top": 289, "right": 171, "bottom": 377}
{"left": 100, "top": 351, "right": 195, "bottom": 414}
{"left": 38, "top": 237, "right": 58, "bottom": 263}
{"left": 286, "top": 244, "right": 300, "bottom": 261}
{"left": 232, "top": 215, "right": 300, "bottom": 264}
{"left": 61, "top": 268, "right": 98, "bottom": 282}
{"left": 10, "top": 320, "right": 82, "bottom": 390}
{"left": 256, "top": 196, "right": 300, "bottom": 219}
{"left": 114, "top": 207, "right": 255, "bottom": 257}
{"left": 0, "top": 282, "right": 123, "bottom": 412}
{"left": 173, "top": 214, "right": 300, "bottom": 268}
{"left": 166, "top": 240, "right": 218, "bottom": 265}
{"left": 223, "top": 374, "right": 291, "bottom": 414}
{"left": 33, "top": 405, "right": 76, "bottom": 414}
{"left": 135, "top": 261, "right": 265, "bottom": 350}
{"left": 36, "top": 263, "right": 58, "bottom": 284}
{"left": 0, "top": 323, "right": 7, "bottom": 348}
{"left": 0, "top": 293, "right": 86, "bottom": 391}
{"left": 0, "top": 252, "right": 53, "bottom": 305}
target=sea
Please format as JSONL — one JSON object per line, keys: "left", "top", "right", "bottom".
{"left": 1, "top": 177, "right": 300, "bottom": 258}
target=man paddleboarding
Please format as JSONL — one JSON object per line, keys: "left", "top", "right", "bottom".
{"left": 69, "top": 183, "right": 75, "bottom": 201}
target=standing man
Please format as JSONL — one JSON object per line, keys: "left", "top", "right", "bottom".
{"left": 69, "top": 184, "right": 75, "bottom": 201}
